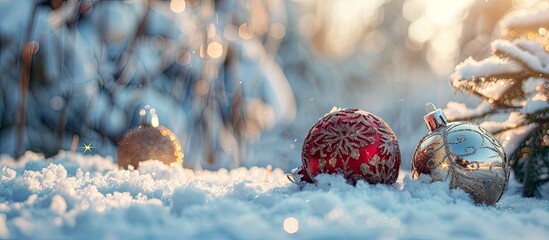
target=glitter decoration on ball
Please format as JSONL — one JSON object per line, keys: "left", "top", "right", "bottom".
{"left": 289, "top": 107, "right": 401, "bottom": 185}
{"left": 411, "top": 103, "right": 510, "bottom": 205}
{"left": 117, "top": 105, "right": 184, "bottom": 169}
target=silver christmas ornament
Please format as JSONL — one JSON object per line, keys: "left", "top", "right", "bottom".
{"left": 412, "top": 104, "right": 510, "bottom": 204}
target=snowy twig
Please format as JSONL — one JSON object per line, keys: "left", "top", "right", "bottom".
{"left": 444, "top": 101, "right": 522, "bottom": 122}
{"left": 15, "top": 41, "right": 40, "bottom": 158}
{"left": 480, "top": 112, "right": 527, "bottom": 134}
{"left": 451, "top": 56, "right": 525, "bottom": 83}
{"left": 497, "top": 123, "right": 538, "bottom": 158}
{"left": 444, "top": 102, "right": 492, "bottom": 122}
{"left": 493, "top": 40, "right": 549, "bottom": 77}
{"left": 115, "top": 0, "right": 151, "bottom": 88}
{"left": 48, "top": 0, "right": 80, "bottom": 30}
{"left": 500, "top": 6, "right": 549, "bottom": 32}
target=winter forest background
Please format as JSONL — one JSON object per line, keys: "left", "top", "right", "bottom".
{"left": 1, "top": 0, "right": 549, "bottom": 239}
{"left": 2, "top": 0, "right": 549, "bottom": 194}
{"left": 0, "top": 0, "right": 512, "bottom": 167}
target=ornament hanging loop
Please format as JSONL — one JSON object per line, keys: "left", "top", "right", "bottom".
{"left": 425, "top": 102, "right": 437, "bottom": 113}
{"left": 139, "top": 109, "right": 147, "bottom": 127}
{"left": 423, "top": 103, "right": 448, "bottom": 132}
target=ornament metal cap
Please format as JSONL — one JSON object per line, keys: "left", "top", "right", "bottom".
{"left": 423, "top": 103, "right": 448, "bottom": 132}
{"left": 287, "top": 166, "right": 313, "bottom": 185}
{"left": 138, "top": 105, "right": 160, "bottom": 128}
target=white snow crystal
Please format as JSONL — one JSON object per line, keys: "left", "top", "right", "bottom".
{"left": 0, "top": 152, "right": 547, "bottom": 239}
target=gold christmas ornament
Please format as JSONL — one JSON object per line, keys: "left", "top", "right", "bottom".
{"left": 412, "top": 104, "right": 510, "bottom": 205}
{"left": 117, "top": 106, "right": 184, "bottom": 169}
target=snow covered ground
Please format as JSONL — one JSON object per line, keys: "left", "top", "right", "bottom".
{"left": 1, "top": 152, "right": 548, "bottom": 239}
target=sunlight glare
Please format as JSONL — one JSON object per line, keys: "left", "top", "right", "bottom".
{"left": 406, "top": 0, "right": 474, "bottom": 74}
{"left": 408, "top": 18, "right": 433, "bottom": 43}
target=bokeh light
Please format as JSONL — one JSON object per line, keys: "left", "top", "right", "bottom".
{"left": 207, "top": 42, "right": 223, "bottom": 59}
{"left": 404, "top": 0, "right": 474, "bottom": 75}
{"left": 293, "top": 0, "right": 507, "bottom": 75}
{"left": 170, "top": 0, "right": 186, "bottom": 13}
{"left": 270, "top": 23, "right": 286, "bottom": 39}
{"left": 176, "top": 50, "right": 192, "bottom": 66}
{"left": 194, "top": 80, "right": 209, "bottom": 96}
{"left": 283, "top": 217, "right": 299, "bottom": 234}
{"left": 239, "top": 23, "right": 253, "bottom": 40}
{"left": 293, "top": 0, "right": 385, "bottom": 57}
{"left": 50, "top": 96, "right": 64, "bottom": 111}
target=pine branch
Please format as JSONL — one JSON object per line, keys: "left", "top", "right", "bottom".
{"left": 500, "top": 7, "right": 549, "bottom": 41}
{"left": 15, "top": 42, "right": 40, "bottom": 158}
{"left": 508, "top": 125, "right": 548, "bottom": 197}
{"left": 452, "top": 4, "right": 549, "bottom": 198}
{"left": 491, "top": 123, "right": 526, "bottom": 136}
{"left": 493, "top": 41, "right": 549, "bottom": 78}
{"left": 522, "top": 128, "right": 545, "bottom": 197}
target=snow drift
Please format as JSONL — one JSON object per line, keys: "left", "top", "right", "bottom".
{"left": 0, "top": 152, "right": 548, "bottom": 239}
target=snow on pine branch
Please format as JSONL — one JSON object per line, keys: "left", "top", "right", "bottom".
{"left": 479, "top": 112, "right": 527, "bottom": 134}
{"left": 451, "top": 56, "right": 522, "bottom": 100}
{"left": 452, "top": 39, "right": 549, "bottom": 83}
{"left": 451, "top": 55, "right": 523, "bottom": 85}
{"left": 523, "top": 92, "right": 549, "bottom": 114}
{"left": 499, "top": 5, "right": 549, "bottom": 32}
{"left": 451, "top": 39, "right": 549, "bottom": 100}
{"left": 443, "top": 102, "right": 492, "bottom": 121}
{"left": 445, "top": 89, "right": 547, "bottom": 133}
{"left": 497, "top": 123, "right": 538, "bottom": 158}
{"left": 492, "top": 39, "right": 549, "bottom": 75}
{"left": 483, "top": 113, "right": 538, "bottom": 160}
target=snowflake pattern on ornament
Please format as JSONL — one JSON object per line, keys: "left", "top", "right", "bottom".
{"left": 378, "top": 127, "right": 400, "bottom": 156}
{"left": 309, "top": 110, "right": 376, "bottom": 162}
{"left": 304, "top": 109, "right": 399, "bottom": 183}
{"left": 359, "top": 155, "right": 398, "bottom": 183}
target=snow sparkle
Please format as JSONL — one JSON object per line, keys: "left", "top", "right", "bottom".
{"left": 81, "top": 141, "right": 95, "bottom": 153}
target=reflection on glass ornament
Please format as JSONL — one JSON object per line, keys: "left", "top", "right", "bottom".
{"left": 289, "top": 108, "right": 401, "bottom": 185}
{"left": 412, "top": 104, "right": 510, "bottom": 204}
{"left": 117, "top": 106, "right": 184, "bottom": 169}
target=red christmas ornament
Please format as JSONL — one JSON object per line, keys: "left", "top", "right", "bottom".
{"left": 290, "top": 108, "right": 401, "bottom": 185}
